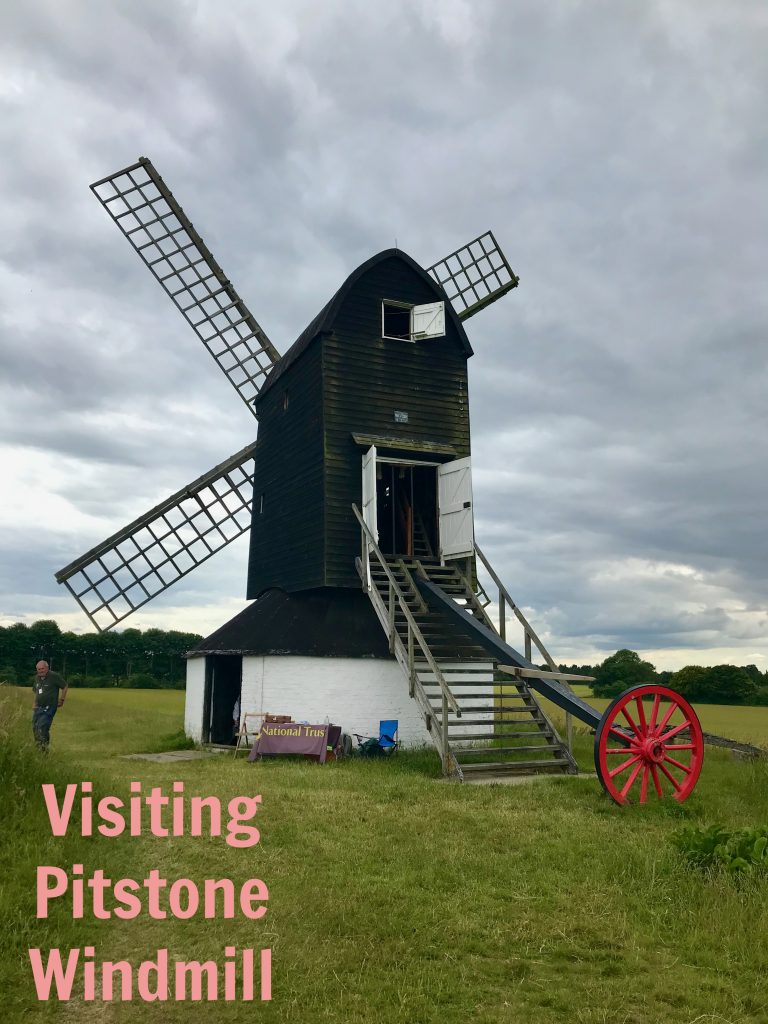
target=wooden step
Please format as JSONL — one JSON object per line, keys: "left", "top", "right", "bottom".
{"left": 417, "top": 666, "right": 496, "bottom": 674}
{"left": 447, "top": 730, "right": 552, "bottom": 741}
{"left": 453, "top": 743, "right": 556, "bottom": 757}
{"left": 416, "top": 664, "right": 500, "bottom": 671}
{"left": 435, "top": 716, "right": 544, "bottom": 727}
{"left": 433, "top": 711, "right": 540, "bottom": 722}
{"left": 425, "top": 687, "right": 531, "bottom": 694}
{"left": 436, "top": 700, "right": 533, "bottom": 710}
{"left": 419, "top": 677, "right": 523, "bottom": 684}
{"left": 441, "top": 717, "right": 540, "bottom": 727}
{"left": 434, "top": 701, "right": 536, "bottom": 708}
{"left": 412, "top": 641, "right": 491, "bottom": 651}
{"left": 458, "top": 759, "right": 571, "bottom": 775}
{"left": 450, "top": 716, "right": 544, "bottom": 724}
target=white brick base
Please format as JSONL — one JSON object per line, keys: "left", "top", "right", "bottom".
{"left": 185, "top": 655, "right": 433, "bottom": 748}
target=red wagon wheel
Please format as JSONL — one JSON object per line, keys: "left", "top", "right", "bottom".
{"left": 594, "top": 684, "right": 704, "bottom": 806}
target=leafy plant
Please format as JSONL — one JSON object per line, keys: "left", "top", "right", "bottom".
{"left": 672, "top": 823, "right": 768, "bottom": 874}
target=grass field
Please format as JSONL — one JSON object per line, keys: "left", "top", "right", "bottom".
{"left": 3, "top": 685, "right": 768, "bottom": 1023}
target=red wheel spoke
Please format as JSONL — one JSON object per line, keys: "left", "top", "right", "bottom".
{"left": 658, "top": 762, "right": 682, "bottom": 792}
{"left": 649, "top": 764, "right": 663, "bottom": 798}
{"left": 649, "top": 693, "right": 661, "bottom": 729}
{"left": 657, "top": 701, "right": 677, "bottom": 732}
{"left": 640, "top": 765, "right": 649, "bottom": 804}
{"left": 609, "top": 754, "right": 641, "bottom": 778}
{"left": 635, "top": 695, "right": 647, "bottom": 731}
{"left": 620, "top": 761, "right": 643, "bottom": 798}
{"left": 609, "top": 727, "right": 632, "bottom": 745}
{"left": 663, "top": 755, "right": 691, "bottom": 774}
{"left": 621, "top": 706, "right": 642, "bottom": 739}
{"left": 606, "top": 747, "right": 635, "bottom": 754}
{"left": 659, "top": 719, "right": 692, "bottom": 743}
{"left": 665, "top": 743, "right": 694, "bottom": 751}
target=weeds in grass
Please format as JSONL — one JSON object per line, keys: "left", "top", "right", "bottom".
{"left": 672, "top": 823, "right": 768, "bottom": 875}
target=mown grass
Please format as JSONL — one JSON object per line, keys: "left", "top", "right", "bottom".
{"left": 3, "top": 686, "right": 768, "bottom": 1023}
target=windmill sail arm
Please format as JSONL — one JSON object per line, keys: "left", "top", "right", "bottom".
{"left": 90, "top": 158, "right": 280, "bottom": 416}
{"left": 426, "top": 230, "right": 519, "bottom": 321}
{"left": 55, "top": 443, "right": 257, "bottom": 633}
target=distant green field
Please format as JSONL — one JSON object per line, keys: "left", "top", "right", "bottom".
{"left": 13, "top": 685, "right": 187, "bottom": 761}
{"left": 26, "top": 683, "right": 768, "bottom": 756}
{"left": 3, "top": 685, "right": 768, "bottom": 1023}
{"left": 546, "top": 684, "right": 768, "bottom": 748}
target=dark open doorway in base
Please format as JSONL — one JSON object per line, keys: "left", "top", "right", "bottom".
{"left": 203, "top": 655, "right": 242, "bottom": 744}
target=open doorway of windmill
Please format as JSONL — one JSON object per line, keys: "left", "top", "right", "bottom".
{"left": 362, "top": 446, "right": 475, "bottom": 562}
{"left": 202, "top": 655, "right": 242, "bottom": 745}
{"left": 376, "top": 461, "right": 438, "bottom": 558}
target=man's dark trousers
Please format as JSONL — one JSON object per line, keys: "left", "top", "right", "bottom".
{"left": 33, "top": 705, "right": 57, "bottom": 749}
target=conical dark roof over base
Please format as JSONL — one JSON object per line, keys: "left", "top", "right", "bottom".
{"left": 188, "top": 587, "right": 393, "bottom": 659}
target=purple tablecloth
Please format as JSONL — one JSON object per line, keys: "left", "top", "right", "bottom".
{"left": 248, "top": 723, "right": 333, "bottom": 763}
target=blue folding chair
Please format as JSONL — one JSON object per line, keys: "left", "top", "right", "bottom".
{"left": 354, "top": 719, "right": 399, "bottom": 756}
{"left": 378, "top": 720, "right": 399, "bottom": 754}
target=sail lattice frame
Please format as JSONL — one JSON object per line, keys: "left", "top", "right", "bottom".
{"left": 55, "top": 444, "right": 257, "bottom": 632}
{"left": 427, "top": 231, "right": 518, "bottom": 321}
{"left": 90, "top": 158, "right": 280, "bottom": 415}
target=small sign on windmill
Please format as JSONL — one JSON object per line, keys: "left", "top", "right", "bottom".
{"left": 56, "top": 158, "right": 705, "bottom": 804}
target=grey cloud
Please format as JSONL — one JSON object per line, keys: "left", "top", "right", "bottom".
{"left": 0, "top": 0, "right": 766, "bottom": 661}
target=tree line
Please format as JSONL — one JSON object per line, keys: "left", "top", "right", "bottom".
{"left": 558, "top": 649, "right": 768, "bottom": 705}
{"left": 0, "top": 620, "right": 203, "bottom": 690}
{"left": 2, "top": 623, "right": 764, "bottom": 705}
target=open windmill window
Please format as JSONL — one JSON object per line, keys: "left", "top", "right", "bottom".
{"left": 382, "top": 300, "right": 445, "bottom": 342}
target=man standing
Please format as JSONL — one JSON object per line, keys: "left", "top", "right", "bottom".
{"left": 32, "top": 660, "right": 68, "bottom": 751}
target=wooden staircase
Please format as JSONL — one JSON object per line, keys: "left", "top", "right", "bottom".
{"left": 355, "top": 526, "right": 575, "bottom": 780}
{"left": 411, "top": 512, "right": 434, "bottom": 561}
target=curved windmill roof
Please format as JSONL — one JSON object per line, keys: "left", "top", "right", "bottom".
{"left": 258, "top": 248, "right": 473, "bottom": 400}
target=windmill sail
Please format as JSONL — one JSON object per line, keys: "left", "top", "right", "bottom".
{"left": 55, "top": 445, "right": 257, "bottom": 632}
{"left": 427, "top": 231, "right": 518, "bottom": 321}
{"left": 90, "top": 158, "right": 280, "bottom": 415}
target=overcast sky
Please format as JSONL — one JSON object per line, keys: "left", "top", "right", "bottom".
{"left": 1, "top": 0, "right": 766, "bottom": 669}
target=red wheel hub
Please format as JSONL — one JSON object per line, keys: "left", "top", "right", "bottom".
{"left": 594, "top": 684, "right": 704, "bottom": 805}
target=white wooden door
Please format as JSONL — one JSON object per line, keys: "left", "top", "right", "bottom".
{"left": 361, "top": 446, "right": 377, "bottom": 586}
{"left": 362, "top": 446, "right": 378, "bottom": 541}
{"left": 438, "top": 457, "right": 474, "bottom": 560}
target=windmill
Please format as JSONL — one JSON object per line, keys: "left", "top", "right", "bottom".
{"left": 56, "top": 158, "right": 705, "bottom": 803}
{"left": 55, "top": 157, "right": 515, "bottom": 632}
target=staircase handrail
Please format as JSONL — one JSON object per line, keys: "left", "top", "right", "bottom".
{"left": 474, "top": 542, "right": 577, "bottom": 761}
{"left": 474, "top": 543, "right": 560, "bottom": 674}
{"left": 352, "top": 504, "right": 460, "bottom": 717}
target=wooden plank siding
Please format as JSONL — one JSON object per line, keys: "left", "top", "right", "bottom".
{"left": 247, "top": 251, "right": 472, "bottom": 596}
{"left": 322, "top": 255, "right": 471, "bottom": 588}
{"left": 246, "top": 338, "right": 325, "bottom": 596}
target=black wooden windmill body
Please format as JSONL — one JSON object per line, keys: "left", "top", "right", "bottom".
{"left": 57, "top": 158, "right": 706, "bottom": 801}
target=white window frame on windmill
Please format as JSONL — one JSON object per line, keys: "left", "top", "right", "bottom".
{"left": 381, "top": 300, "right": 445, "bottom": 342}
